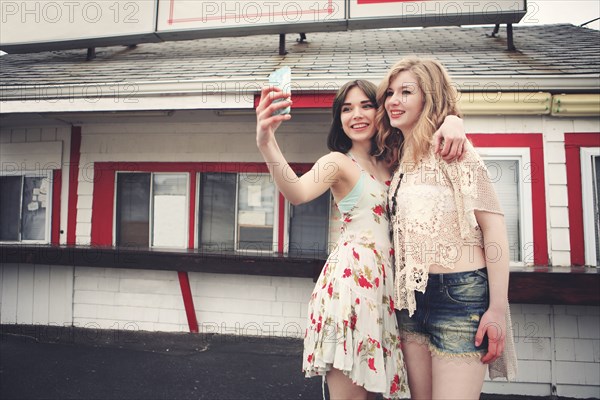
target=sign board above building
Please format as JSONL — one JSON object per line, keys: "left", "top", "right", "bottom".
{"left": 0, "top": 0, "right": 527, "bottom": 53}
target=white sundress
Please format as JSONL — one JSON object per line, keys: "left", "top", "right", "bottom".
{"left": 302, "top": 154, "right": 409, "bottom": 399}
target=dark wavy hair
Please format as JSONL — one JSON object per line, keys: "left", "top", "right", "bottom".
{"left": 327, "top": 80, "right": 379, "bottom": 156}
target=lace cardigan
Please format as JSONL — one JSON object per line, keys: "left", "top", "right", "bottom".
{"left": 389, "top": 142, "right": 518, "bottom": 380}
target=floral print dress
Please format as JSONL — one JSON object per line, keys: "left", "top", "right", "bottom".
{"left": 303, "top": 154, "right": 409, "bottom": 399}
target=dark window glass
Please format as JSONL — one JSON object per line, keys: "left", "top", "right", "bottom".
{"left": 116, "top": 173, "right": 150, "bottom": 247}
{"left": 199, "top": 173, "right": 236, "bottom": 252}
{"left": 289, "top": 191, "right": 330, "bottom": 258}
{"left": 0, "top": 176, "right": 21, "bottom": 241}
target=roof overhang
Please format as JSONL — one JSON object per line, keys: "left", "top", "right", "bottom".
{"left": 1, "top": 75, "right": 598, "bottom": 114}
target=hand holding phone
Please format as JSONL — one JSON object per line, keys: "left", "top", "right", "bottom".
{"left": 268, "top": 67, "right": 291, "bottom": 116}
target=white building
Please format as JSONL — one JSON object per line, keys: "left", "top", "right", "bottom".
{"left": 1, "top": 23, "right": 599, "bottom": 398}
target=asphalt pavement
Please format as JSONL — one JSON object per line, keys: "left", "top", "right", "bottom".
{"left": 0, "top": 324, "right": 589, "bottom": 400}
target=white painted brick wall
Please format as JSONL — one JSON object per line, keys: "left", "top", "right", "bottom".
{"left": 551, "top": 229, "right": 571, "bottom": 252}
{"left": 189, "top": 272, "right": 313, "bottom": 337}
{"left": 578, "top": 316, "right": 600, "bottom": 339}
{"left": 0, "top": 264, "right": 73, "bottom": 326}
{"left": 555, "top": 314, "right": 579, "bottom": 338}
{"left": 73, "top": 267, "right": 187, "bottom": 332}
{"left": 554, "top": 305, "right": 600, "bottom": 396}
{"left": 486, "top": 304, "right": 600, "bottom": 398}
{"left": 551, "top": 252, "right": 571, "bottom": 267}
{"left": 547, "top": 164, "right": 568, "bottom": 186}
{"left": 556, "top": 361, "right": 600, "bottom": 385}
{"left": 549, "top": 207, "right": 569, "bottom": 228}
{"left": 545, "top": 142, "right": 567, "bottom": 163}
{"left": 547, "top": 185, "right": 569, "bottom": 207}
{"left": 559, "top": 385, "right": 600, "bottom": 399}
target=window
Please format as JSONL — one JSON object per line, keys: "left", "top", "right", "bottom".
{"left": 198, "top": 173, "right": 236, "bottom": 252}
{"left": 198, "top": 172, "right": 277, "bottom": 253}
{"left": 288, "top": 191, "right": 330, "bottom": 258}
{"left": 581, "top": 148, "right": 600, "bottom": 266}
{"left": 479, "top": 148, "right": 534, "bottom": 265}
{"left": 115, "top": 172, "right": 188, "bottom": 248}
{"left": 0, "top": 173, "right": 51, "bottom": 243}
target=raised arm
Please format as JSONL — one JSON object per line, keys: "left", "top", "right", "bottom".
{"left": 256, "top": 87, "right": 347, "bottom": 205}
{"left": 474, "top": 211, "right": 510, "bottom": 364}
{"left": 432, "top": 115, "right": 467, "bottom": 162}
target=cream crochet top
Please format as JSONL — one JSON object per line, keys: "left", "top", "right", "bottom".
{"left": 389, "top": 142, "right": 518, "bottom": 380}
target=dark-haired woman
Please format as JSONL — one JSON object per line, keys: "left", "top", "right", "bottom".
{"left": 256, "top": 80, "right": 465, "bottom": 400}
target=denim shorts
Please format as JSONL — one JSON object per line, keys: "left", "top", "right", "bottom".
{"left": 396, "top": 268, "right": 489, "bottom": 356}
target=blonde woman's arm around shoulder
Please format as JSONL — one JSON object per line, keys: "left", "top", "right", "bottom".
{"left": 256, "top": 87, "right": 348, "bottom": 205}
{"left": 474, "top": 211, "right": 510, "bottom": 364}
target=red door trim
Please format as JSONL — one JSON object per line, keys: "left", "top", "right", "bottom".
{"left": 565, "top": 133, "right": 600, "bottom": 265}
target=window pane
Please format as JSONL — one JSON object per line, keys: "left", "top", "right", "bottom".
{"left": 289, "top": 191, "right": 330, "bottom": 258}
{"left": 594, "top": 156, "right": 600, "bottom": 266}
{"left": 116, "top": 173, "right": 150, "bottom": 247}
{"left": 199, "top": 173, "right": 236, "bottom": 252}
{"left": 237, "top": 174, "right": 275, "bottom": 251}
{"left": 21, "top": 177, "right": 48, "bottom": 241}
{"left": 484, "top": 160, "right": 521, "bottom": 261}
{"left": 152, "top": 174, "right": 187, "bottom": 248}
{"left": 0, "top": 176, "right": 21, "bottom": 241}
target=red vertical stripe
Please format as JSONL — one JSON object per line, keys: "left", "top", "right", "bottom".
{"left": 66, "top": 127, "right": 81, "bottom": 245}
{"left": 177, "top": 271, "right": 199, "bottom": 333}
{"left": 565, "top": 133, "right": 600, "bottom": 266}
{"left": 51, "top": 169, "right": 62, "bottom": 245}
{"left": 188, "top": 171, "right": 197, "bottom": 249}
{"left": 529, "top": 139, "right": 549, "bottom": 266}
{"left": 90, "top": 164, "right": 116, "bottom": 246}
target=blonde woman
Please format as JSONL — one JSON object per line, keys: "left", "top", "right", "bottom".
{"left": 377, "top": 58, "right": 517, "bottom": 400}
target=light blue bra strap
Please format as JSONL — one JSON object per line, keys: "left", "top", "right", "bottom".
{"left": 337, "top": 173, "right": 365, "bottom": 214}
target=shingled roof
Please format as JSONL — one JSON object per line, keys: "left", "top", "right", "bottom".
{"left": 1, "top": 24, "right": 599, "bottom": 93}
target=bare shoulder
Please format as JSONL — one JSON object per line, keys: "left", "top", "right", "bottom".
{"left": 315, "top": 151, "right": 352, "bottom": 170}
{"left": 312, "top": 152, "right": 355, "bottom": 182}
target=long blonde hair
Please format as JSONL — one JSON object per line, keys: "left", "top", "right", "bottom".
{"left": 375, "top": 57, "right": 462, "bottom": 167}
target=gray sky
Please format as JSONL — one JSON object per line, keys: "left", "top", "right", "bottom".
{"left": 520, "top": 0, "right": 599, "bottom": 30}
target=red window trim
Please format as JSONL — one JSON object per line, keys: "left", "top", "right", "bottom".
{"left": 565, "top": 133, "right": 600, "bottom": 266}
{"left": 469, "top": 133, "right": 549, "bottom": 266}
{"left": 90, "top": 162, "right": 307, "bottom": 248}
{"left": 254, "top": 93, "right": 337, "bottom": 109}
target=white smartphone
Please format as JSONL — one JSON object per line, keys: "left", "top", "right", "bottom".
{"left": 268, "top": 66, "right": 291, "bottom": 116}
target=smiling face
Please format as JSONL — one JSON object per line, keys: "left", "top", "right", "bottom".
{"left": 340, "top": 86, "right": 377, "bottom": 144}
{"left": 384, "top": 70, "right": 424, "bottom": 137}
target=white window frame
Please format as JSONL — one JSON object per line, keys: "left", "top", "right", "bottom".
{"left": 0, "top": 170, "right": 53, "bottom": 244}
{"left": 113, "top": 171, "right": 190, "bottom": 249}
{"left": 235, "top": 173, "right": 279, "bottom": 254}
{"left": 196, "top": 172, "right": 279, "bottom": 254}
{"left": 477, "top": 147, "right": 534, "bottom": 266}
{"left": 581, "top": 147, "right": 600, "bottom": 267}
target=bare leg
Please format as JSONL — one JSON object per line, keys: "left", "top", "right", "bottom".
{"left": 401, "top": 336, "right": 432, "bottom": 400}
{"left": 326, "top": 368, "right": 368, "bottom": 400}
{"left": 431, "top": 355, "right": 486, "bottom": 400}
